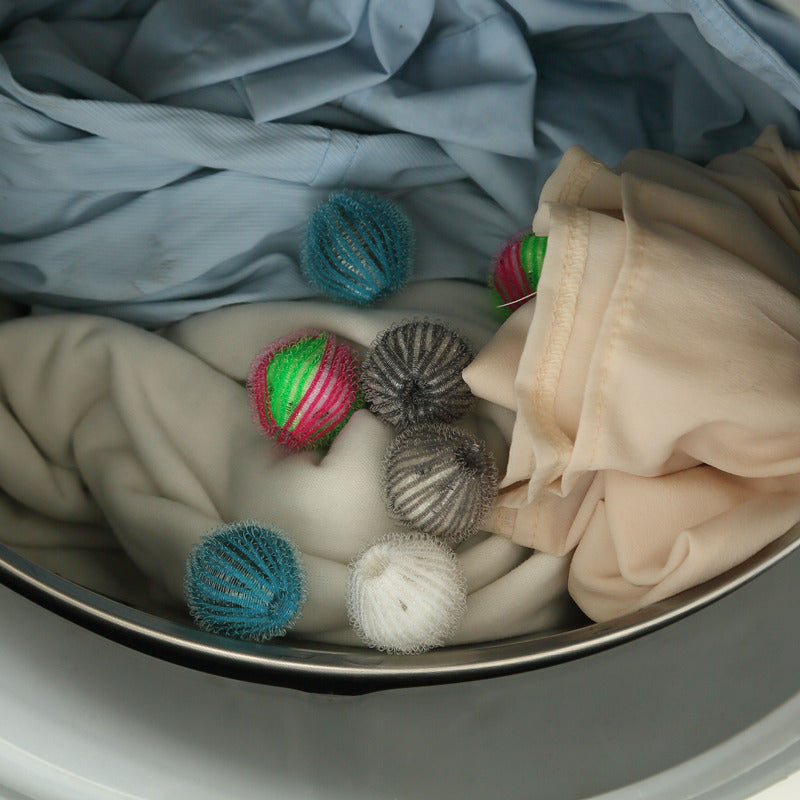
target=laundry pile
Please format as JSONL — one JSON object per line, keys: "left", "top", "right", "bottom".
{"left": 466, "top": 126, "right": 800, "bottom": 622}
{"left": 1, "top": 0, "right": 800, "bottom": 651}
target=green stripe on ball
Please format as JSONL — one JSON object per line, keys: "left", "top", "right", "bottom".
{"left": 266, "top": 335, "right": 327, "bottom": 430}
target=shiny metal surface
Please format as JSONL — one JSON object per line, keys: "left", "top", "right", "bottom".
{"left": 0, "top": 524, "right": 798, "bottom": 695}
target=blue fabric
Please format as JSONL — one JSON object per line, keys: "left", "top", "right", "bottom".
{"left": 1, "top": 0, "right": 799, "bottom": 325}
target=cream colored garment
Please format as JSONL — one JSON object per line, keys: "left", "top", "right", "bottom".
{"left": 464, "top": 127, "right": 800, "bottom": 622}
{"left": 0, "top": 281, "right": 572, "bottom": 645}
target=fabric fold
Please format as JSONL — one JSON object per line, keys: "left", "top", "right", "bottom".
{"left": 464, "top": 128, "right": 800, "bottom": 621}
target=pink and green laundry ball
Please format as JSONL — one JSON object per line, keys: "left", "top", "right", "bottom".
{"left": 247, "top": 329, "right": 363, "bottom": 452}
{"left": 489, "top": 232, "right": 547, "bottom": 318}
{"left": 301, "top": 190, "right": 415, "bottom": 306}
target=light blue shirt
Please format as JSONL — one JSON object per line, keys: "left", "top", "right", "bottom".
{"left": 0, "top": 0, "right": 798, "bottom": 325}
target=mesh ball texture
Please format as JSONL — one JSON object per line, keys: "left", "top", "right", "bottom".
{"left": 347, "top": 532, "right": 467, "bottom": 654}
{"left": 247, "top": 329, "right": 362, "bottom": 451}
{"left": 301, "top": 189, "right": 414, "bottom": 306}
{"left": 383, "top": 422, "right": 498, "bottom": 542}
{"left": 361, "top": 319, "right": 475, "bottom": 429}
{"left": 185, "top": 521, "right": 306, "bottom": 642}
{"left": 489, "top": 232, "right": 547, "bottom": 318}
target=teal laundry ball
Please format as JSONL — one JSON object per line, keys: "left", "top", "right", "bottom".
{"left": 185, "top": 521, "right": 306, "bottom": 641}
{"left": 301, "top": 190, "right": 414, "bottom": 305}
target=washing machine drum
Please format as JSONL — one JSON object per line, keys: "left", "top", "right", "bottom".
{"left": 1, "top": 2, "right": 800, "bottom": 798}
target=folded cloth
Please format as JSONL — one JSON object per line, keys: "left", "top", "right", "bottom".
{"left": 463, "top": 127, "right": 800, "bottom": 622}
{"left": 0, "top": 280, "right": 572, "bottom": 645}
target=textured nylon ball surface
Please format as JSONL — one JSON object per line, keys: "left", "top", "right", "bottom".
{"left": 347, "top": 533, "right": 467, "bottom": 653}
{"left": 185, "top": 521, "right": 306, "bottom": 642}
{"left": 247, "top": 329, "right": 362, "bottom": 451}
{"left": 384, "top": 423, "right": 498, "bottom": 542}
{"left": 490, "top": 232, "right": 547, "bottom": 317}
{"left": 301, "top": 190, "right": 414, "bottom": 306}
{"left": 362, "top": 320, "right": 475, "bottom": 429}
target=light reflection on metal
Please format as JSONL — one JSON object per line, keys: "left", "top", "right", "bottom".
{"left": 0, "top": 523, "right": 798, "bottom": 695}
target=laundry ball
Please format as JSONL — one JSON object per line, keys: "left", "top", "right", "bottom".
{"left": 489, "top": 232, "right": 547, "bottom": 317}
{"left": 361, "top": 319, "right": 474, "bottom": 429}
{"left": 247, "top": 329, "right": 362, "bottom": 451}
{"left": 347, "top": 532, "right": 467, "bottom": 653}
{"left": 185, "top": 521, "right": 307, "bottom": 642}
{"left": 301, "top": 190, "right": 414, "bottom": 305}
{"left": 383, "top": 423, "right": 498, "bottom": 543}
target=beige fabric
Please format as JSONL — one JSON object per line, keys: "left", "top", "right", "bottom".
{"left": 464, "top": 127, "right": 800, "bottom": 622}
{"left": 0, "top": 280, "right": 572, "bottom": 645}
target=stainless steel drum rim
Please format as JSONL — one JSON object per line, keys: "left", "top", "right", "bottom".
{"left": 1, "top": 524, "right": 798, "bottom": 695}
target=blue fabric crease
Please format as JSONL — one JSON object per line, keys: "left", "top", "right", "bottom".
{"left": 0, "top": 0, "right": 799, "bottom": 325}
